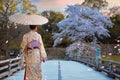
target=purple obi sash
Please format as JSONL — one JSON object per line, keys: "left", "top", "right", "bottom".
{"left": 27, "top": 40, "right": 40, "bottom": 50}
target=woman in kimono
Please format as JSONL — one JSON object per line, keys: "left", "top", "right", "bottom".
{"left": 20, "top": 25, "right": 47, "bottom": 80}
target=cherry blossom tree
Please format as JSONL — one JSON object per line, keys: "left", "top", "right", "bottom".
{"left": 53, "top": 5, "right": 113, "bottom": 55}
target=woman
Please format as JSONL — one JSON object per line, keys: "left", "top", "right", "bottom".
{"left": 20, "top": 25, "right": 47, "bottom": 80}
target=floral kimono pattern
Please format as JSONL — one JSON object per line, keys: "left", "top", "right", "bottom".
{"left": 20, "top": 31, "right": 47, "bottom": 80}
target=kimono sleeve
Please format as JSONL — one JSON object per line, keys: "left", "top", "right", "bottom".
{"left": 20, "top": 34, "right": 27, "bottom": 50}
{"left": 39, "top": 35, "right": 47, "bottom": 59}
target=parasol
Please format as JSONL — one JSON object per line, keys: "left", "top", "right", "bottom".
{"left": 9, "top": 13, "right": 48, "bottom": 25}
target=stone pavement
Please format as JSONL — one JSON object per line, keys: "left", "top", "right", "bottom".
{"left": 5, "top": 60, "right": 112, "bottom": 80}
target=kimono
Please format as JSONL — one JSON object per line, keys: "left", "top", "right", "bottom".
{"left": 20, "top": 31, "right": 47, "bottom": 80}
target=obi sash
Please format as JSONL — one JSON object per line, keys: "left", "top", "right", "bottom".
{"left": 27, "top": 40, "right": 40, "bottom": 50}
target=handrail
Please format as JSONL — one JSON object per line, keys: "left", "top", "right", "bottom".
{"left": 0, "top": 57, "right": 22, "bottom": 79}
{"left": 101, "top": 59, "right": 120, "bottom": 64}
{"left": 71, "top": 56, "right": 120, "bottom": 79}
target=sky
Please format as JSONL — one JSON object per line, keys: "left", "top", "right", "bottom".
{"left": 31, "top": 0, "right": 120, "bottom": 12}
{"left": 31, "top": 0, "right": 84, "bottom": 12}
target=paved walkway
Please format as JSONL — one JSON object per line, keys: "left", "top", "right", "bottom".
{"left": 5, "top": 60, "right": 112, "bottom": 80}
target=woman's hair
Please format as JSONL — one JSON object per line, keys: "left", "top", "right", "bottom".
{"left": 29, "top": 25, "right": 37, "bottom": 30}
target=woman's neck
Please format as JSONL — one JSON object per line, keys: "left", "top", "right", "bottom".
{"left": 30, "top": 30, "right": 37, "bottom": 33}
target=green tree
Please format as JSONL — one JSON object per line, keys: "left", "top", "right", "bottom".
{"left": 40, "top": 11, "right": 65, "bottom": 48}
{"left": 0, "top": 0, "right": 38, "bottom": 59}
{"left": 0, "top": 0, "right": 38, "bottom": 28}
{"left": 41, "top": 10, "right": 64, "bottom": 33}
{"left": 108, "top": 15, "right": 120, "bottom": 43}
{"left": 38, "top": 27, "right": 54, "bottom": 48}
{"left": 107, "top": 7, "right": 120, "bottom": 44}
{"left": 0, "top": 0, "right": 18, "bottom": 28}
{"left": 19, "top": 0, "right": 37, "bottom": 14}
{"left": 82, "top": 0, "right": 108, "bottom": 9}
{"left": 97, "top": 15, "right": 120, "bottom": 44}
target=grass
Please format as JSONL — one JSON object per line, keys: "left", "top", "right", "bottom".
{"left": 102, "top": 55, "right": 120, "bottom": 62}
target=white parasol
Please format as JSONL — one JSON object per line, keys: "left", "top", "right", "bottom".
{"left": 9, "top": 13, "right": 48, "bottom": 25}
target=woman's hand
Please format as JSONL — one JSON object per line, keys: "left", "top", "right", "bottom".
{"left": 42, "top": 57, "right": 47, "bottom": 63}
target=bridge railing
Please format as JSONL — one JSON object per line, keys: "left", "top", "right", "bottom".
{"left": 72, "top": 56, "right": 120, "bottom": 79}
{"left": 0, "top": 57, "right": 22, "bottom": 79}
{"left": 100, "top": 59, "right": 120, "bottom": 79}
